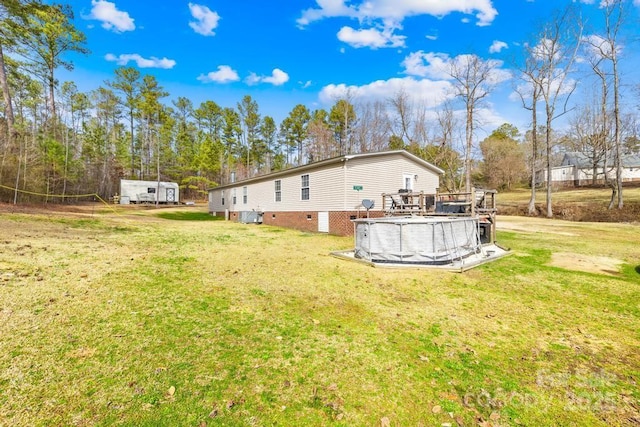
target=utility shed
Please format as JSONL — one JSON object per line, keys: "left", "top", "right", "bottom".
{"left": 207, "top": 150, "right": 443, "bottom": 236}
{"left": 119, "top": 179, "right": 179, "bottom": 204}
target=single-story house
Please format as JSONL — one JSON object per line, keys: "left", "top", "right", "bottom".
{"left": 536, "top": 151, "right": 640, "bottom": 187}
{"left": 208, "top": 150, "right": 444, "bottom": 235}
{"left": 119, "top": 179, "right": 180, "bottom": 204}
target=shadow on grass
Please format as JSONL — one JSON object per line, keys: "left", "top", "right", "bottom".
{"left": 155, "top": 211, "right": 222, "bottom": 221}
{"left": 620, "top": 264, "right": 640, "bottom": 279}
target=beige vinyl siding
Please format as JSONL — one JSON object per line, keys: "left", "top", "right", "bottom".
{"left": 276, "top": 163, "right": 345, "bottom": 211}
{"left": 342, "top": 154, "right": 440, "bottom": 209}
{"left": 209, "top": 163, "right": 347, "bottom": 212}
{"left": 208, "top": 151, "right": 442, "bottom": 213}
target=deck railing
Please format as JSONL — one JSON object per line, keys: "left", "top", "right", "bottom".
{"left": 382, "top": 188, "right": 497, "bottom": 217}
{"left": 380, "top": 188, "right": 498, "bottom": 244}
{"left": 381, "top": 191, "right": 435, "bottom": 215}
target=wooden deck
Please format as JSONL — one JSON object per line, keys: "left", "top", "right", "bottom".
{"left": 381, "top": 188, "right": 499, "bottom": 243}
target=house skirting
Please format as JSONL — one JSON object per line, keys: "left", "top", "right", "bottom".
{"left": 211, "top": 210, "right": 385, "bottom": 236}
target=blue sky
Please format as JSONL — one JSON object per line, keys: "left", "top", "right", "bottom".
{"left": 57, "top": 0, "right": 640, "bottom": 136}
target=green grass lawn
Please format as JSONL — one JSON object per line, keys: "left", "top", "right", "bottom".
{"left": 0, "top": 208, "right": 638, "bottom": 426}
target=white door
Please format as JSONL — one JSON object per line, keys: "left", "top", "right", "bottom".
{"left": 318, "top": 212, "right": 329, "bottom": 233}
{"left": 166, "top": 188, "right": 176, "bottom": 203}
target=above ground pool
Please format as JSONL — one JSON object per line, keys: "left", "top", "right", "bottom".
{"left": 353, "top": 216, "right": 482, "bottom": 265}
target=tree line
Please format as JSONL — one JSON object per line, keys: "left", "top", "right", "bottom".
{"left": 0, "top": 0, "right": 638, "bottom": 215}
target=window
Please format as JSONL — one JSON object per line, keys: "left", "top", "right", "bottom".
{"left": 147, "top": 187, "right": 156, "bottom": 194}
{"left": 221, "top": 192, "right": 225, "bottom": 206}
{"left": 243, "top": 186, "right": 248, "bottom": 204}
{"left": 301, "top": 174, "right": 310, "bottom": 200}
{"left": 232, "top": 189, "right": 237, "bottom": 205}
{"left": 274, "top": 180, "right": 282, "bottom": 202}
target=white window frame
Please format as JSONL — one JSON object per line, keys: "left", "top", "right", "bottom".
{"left": 274, "top": 180, "right": 282, "bottom": 202}
{"left": 403, "top": 173, "right": 414, "bottom": 191}
{"left": 243, "top": 186, "right": 248, "bottom": 204}
{"left": 301, "top": 174, "right": 310, "bottom": 200}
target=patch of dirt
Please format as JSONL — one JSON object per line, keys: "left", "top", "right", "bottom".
{"left": 497, "top": 216, "right": 578, "bottom": 236}
{"left": 0, "top": 201, "right": 207, "bottom": 217}
{"left": 499, "top": 201, "right": 640, "bottom": 223}
{"left": 0, "top": 201, "right": 99, "bottom": 215}
{"left": 549, "top": 252, "right": 623, "bottom": 276}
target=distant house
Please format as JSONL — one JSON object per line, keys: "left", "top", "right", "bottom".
{"left": 536, "top": 151, "right": 640, "bottom": 187}
{"left": 207, "top": 150, "right": 444, "bottom": 236}
{"left": 119, "top": 179, "right": 179, "bottom": 204}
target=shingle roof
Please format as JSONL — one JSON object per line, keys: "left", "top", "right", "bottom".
{"left": 562, "top": 151, "right": 640, "bottom": 168}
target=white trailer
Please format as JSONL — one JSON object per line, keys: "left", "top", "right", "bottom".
{"left": 119, "top": 179, "right": 180, "bottom": 204}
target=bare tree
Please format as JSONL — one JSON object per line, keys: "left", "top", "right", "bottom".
{"left": 583, "top": 40, "right": 614, "bottom": 197}
{"left": 353, "top": 100, "right": 391, "bottom": 153}
{"left": 431, "top": 102, "right": 464, "bottom": 192}
{"left": 448, "top": 54, "right": 499, "bottom": 193}
{"left": 515, "top": 48, "right": 543, "bottom": 215}
{"left": 586, "top": 0, "right": 626, "bottom": 209}
{"left": 525, "top": 7, "right": 582, "bottom": 217}
{"left": 388, "top": 87, "right": 414, "bottom": 146}
{"left": 306, "top": 111, "right": 334, "bottom": 161}
{"left": 412, "top": 102, "right": 432, "bottom": 147}
{"left": 329, "top": 88, "right": 357, "bottom": 155}
{"left": 567, "top": 100, "right": 610, "bottom": 186}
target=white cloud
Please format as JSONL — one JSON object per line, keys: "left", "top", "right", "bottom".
{"left": 188, "top": 3, "right": 220, "bottom": 36}
{"left": 87, "top": 0, "right": 135, "bottom": 33}
{"left": 319, "top": 77, "right": 454, "bottom": 109}
{"left": 245, "top": 69, "right": 290, "bottom": 86}
{"left": 402, "top": 51, "right": 452, "bottom": 79}
{"left": 297, "top": 0, "right": 357, "bottom": 27}
{"left": 298, "top": 0, "right": 498, "bottom": 28}
{"left": 263, "top": 69, "right": 290, "bottom": 85}
{"left": 401, "top": 51, "right": 511, "bottom": 85}
{"left": 197, "top": 65, "right": 240, "bottom": 83}
{"left": 489, "top": 40, "right": 508, "bottom": 53}
{"left": 337, "top": 24, "right": 405, "bottom": 49}
{"left": 318, "top": 73, "right": 516, "bottom": 136}
{"left": 475, "top": 107, "right": 511, "bottom": 135}
{"left": 105, "top": 53, "right": 175, "bottom": 69}
{"left": 576, "top": 0, "right": 628, "bottom": 5}
{"left": 425, "top": 34, "right": 438, "bottom": 41}
{"left": 245, "top": 73, "right": 261, "bottom": 86}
